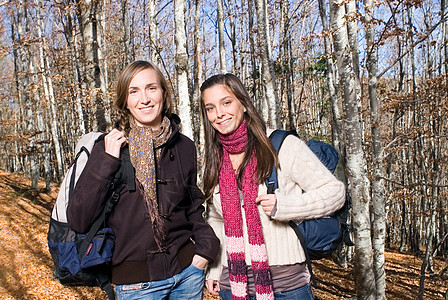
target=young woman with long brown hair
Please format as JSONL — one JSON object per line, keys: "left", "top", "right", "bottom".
{"left": 200, "top": 74, "right": 345, "bottom": 300}
{"left": 68, "top": 61, "right": 219, "bottom": 299}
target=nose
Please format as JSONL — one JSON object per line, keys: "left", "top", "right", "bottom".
{"left": 215, "top": 106, "right": 225, "bottom": 119}
{"left": 140, "top": 90, "right": 150, "bottom": 105}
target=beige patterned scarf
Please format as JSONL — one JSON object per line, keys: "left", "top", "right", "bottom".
{"left": 129, "top": 116, "right": 172, "bottom": 250}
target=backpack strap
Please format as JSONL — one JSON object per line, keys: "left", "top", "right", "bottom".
{"left": 265, "top": 129, "right": 298, "bottom": 192}
{"left": 288, "top": 220, "right": 317, "bottom": 287}
{"left": 76, "top": 144, "right": 134, "bottom": 300}
{"left": 266, "top": 129, "right": 317, "bottom": 287}
{"left": 77, "top": 145, "right": 133, "bottom": 261}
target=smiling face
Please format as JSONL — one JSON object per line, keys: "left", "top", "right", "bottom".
{"left": 127, "top": 68, "right": 164, "bottom": 129}
{"left": 202, "top": 84, "right": 246, "bottom": 135}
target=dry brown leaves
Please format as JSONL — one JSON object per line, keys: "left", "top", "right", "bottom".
{"left": 0, "top": 171, "right": 446, "bottom": 299}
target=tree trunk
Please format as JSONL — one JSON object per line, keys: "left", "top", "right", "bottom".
{"left": 98, "top": 0, "right": 111, "bottom": 123}
{"left": 174, "top": 0, "right": 193, "bottom": 139}
{"left": 254, "top": 0, "right": 279, "bottom": 128}
{"left": 217, "top": 0, "right": 227, "bottom": 73}
{"left": 37, "top": 24, "right": 64, "bottom": 180}
{"left": 227, "top": 0, "right": 239, "bottom": 74}
{"left": 77, "top": 0, "right": 107, "bottom": 131}
{"left": 147, "top": 0, "right": 159, "bottom": 64}
{"left": 247, "top": 0, "right": 259, "bottom": 105}
{"left": 318, "top": 0, "right": 343, "bottom": 151}
{"left": 17, "top": 0, "right": 39, "bottom": 188}
{"left": 443, "top": 0, "right": 448, "bottom": 80}
{"left": 330, "top": 0, "right": 376, "bottom": 298}
{"left": 121, "top": 0, "right": 132, "bottom": 65}
{"left": 193, "top": 0, "right": 203, "bottom": 143}
{"left": 365, "top": 0, "right": 386, "bottom": 298}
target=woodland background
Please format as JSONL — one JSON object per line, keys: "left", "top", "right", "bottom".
{"left": 0, "top": 0, "right": 447, "bottom": 299}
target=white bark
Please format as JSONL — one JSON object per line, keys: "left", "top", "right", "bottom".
{"left": 330, "top": 0, "right": 376, "bottom": 298}
{"left": 217, "top": 0, "right": 227, "bottom": 73}
{"left": 194, "top": 0, "right": 203, "bottom": 144}
{"left": 121, "top": 0, "right": 132, "bottom": 64}
{"left": 36, "top": 0, "right": 64, "bottom": 179}
{"left": 254, "top": 0, "right": 280, "bottom": 128}
{"left": 174, "top": 0, "right": 193, "bottom": 139}
{"left": 318, "top": 0, "right": 343, "bottom": 151}
{"left": 78, "top": 0, "right": 107, "bottom": 131}
{"left": 227, "top": 0, "right": 239, "bottom": 73}
{"left": 98, "top": 0, "right": 111, "bottom": 125}
{"left": 148, "top": 0, "right": 159, "bottom": 64}
{"left": 365, "top": 0, "right": 386, "bottom": 298}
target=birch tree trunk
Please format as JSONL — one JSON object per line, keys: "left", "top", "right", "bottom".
{"left": 317, "top": 0, "right": 343, "bottom": 151}
{"left": 98, "top": 0, "right": 110, "bottom": 121}
{"left": 330, "top": 0, "right": 376, "bottom": 298}
{"left": 15, "top": 0, "right": 38, "bottom": 187}
{"left": 227, "top": 0, "right": 239, "bottom": 74}
{"left": 121, "top": 0, "right": 132, "bottom": 65}
{"left": 365, "top": 0, "right": 386, "bottom": 297}
{"left": 217, "top": 0, "right": 227, "bottom": 73}
{"left": 443, "top": 0, "right": 448, "bottom": 80}
{"left": 11, "top": 14, "right": 24, "bottom": 173}
{"left": 36, "top": 0, "right": 64, "bottom": 179}
{"left": 280, "top": 0, "right": 296, "bottom": 130}
{"left": 174, "top": 0, "right": 193, "bottom": 139}
{"left": 77, "top": 0, "right": 108, "bottom": 131}
{"left": 60, "top": 1, "right": 88, "bottom": 134}
{"left": 247, "top": 0, "right": 259, "bottom": 104}
{"left": 193, "top": 0, "right": 203, "bottom": 143}
{"left": 147, "top": 0, "right": 159, "bottom": 64}
{"left": 254, "top": 0, "right": 279, "bottom": 128}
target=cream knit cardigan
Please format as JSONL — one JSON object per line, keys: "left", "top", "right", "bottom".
{"left": 206, "top": 133, "right": 346, "bottom": 281}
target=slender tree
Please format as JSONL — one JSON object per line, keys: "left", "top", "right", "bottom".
{"left": 217, "top": 0, "right": 226, "bottom": 73}
{"left": 365, "top": 0, "right": 387, "bottom": 297}
{"left": 254, "top": 0, "right": 280, "bottom": 128}
{"left": 174, "top": 0, "right": 193, "bottom": 138}
{"left": 77, "top": 0, "right": 108, "bottom": 131}
{"left": 330, "top": 0, "right": 376, "bottom": 298}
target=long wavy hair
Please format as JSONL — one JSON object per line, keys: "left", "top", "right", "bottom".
{"left": 199, "top": 73, "right": 279, "bottom": 202}
{"left": 114, "top": 60, "right": 173, "bottom": 134}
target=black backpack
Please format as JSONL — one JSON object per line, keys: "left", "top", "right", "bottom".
{"left": 47, "top": 132, "right": 135, "bottom": 299}
{"left": 266, "top": 129, "right": 353, "bottom": 286}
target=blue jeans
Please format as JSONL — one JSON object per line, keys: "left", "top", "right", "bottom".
{"left": 115, "top": 264, "right": 205, "bottom": 300}
{"left": 218, "top": 283, "right": 314, "bottom": 300}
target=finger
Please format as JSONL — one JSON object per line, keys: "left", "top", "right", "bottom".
{"left": 256, "top": 195, "right": 268, "bottom": 203}
{"left": 206, "top": 280, "right": 219, "bottom": 295}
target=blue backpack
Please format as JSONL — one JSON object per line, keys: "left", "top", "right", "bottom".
{"left": 266, "top": 130, "right": 353, "bottom": 286}
{"left": 47, "top": 133, "right": 135, "bottom": 300}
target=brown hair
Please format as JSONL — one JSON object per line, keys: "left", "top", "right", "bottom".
{"left": 114, "top": 60, "right": 173, "bottom": 134}
{"left": 199, "top": 73, "right": 279, "bottom": 201}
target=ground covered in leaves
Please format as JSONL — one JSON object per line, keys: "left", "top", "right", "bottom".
{"left": 0, "top": 170, "right": 447, "bottom": 299}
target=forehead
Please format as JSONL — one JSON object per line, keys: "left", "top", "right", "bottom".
{"left": 129, "top": 68, "right": 160, "bottom": 87}
{"left": 203, "top": 84, "right": 236, "bottom": 103}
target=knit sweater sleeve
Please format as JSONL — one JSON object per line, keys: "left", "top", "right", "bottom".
{"left": 205, "top": 197, "right": 225, "bottom": 281}
{"left": 271, "top": 135, "right": 345, "bottom": 221}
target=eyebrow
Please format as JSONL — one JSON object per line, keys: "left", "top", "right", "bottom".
{"left": 128, "top": 83, "right": 159, "bottom": 90}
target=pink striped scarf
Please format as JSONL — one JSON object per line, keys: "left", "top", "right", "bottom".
{"left": 218, "top": 120, "right": 274, "bottom": 300}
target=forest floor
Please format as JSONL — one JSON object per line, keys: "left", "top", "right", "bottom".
{"left": 0, "top": 170, "right": 447, "bottom": 300}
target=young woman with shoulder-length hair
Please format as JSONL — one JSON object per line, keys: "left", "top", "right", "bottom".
{"left": 200, "top": 73, "right": 345, "bottom": 300}
{"left": 68, "top": 60, "right": 219, "bottom": 299}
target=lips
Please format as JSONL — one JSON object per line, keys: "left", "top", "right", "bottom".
{"left": 217, "top": 118, "right": 231, "bottom": 125}
{"left": 139, "top": 106, "right": 154, "bottom": 112}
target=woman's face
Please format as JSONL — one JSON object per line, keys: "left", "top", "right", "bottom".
{"left": 202, "top": 84, "right": 246, "bottom": 135}
{"left": 127, "top": 68, "right": 164, "bottom": 129}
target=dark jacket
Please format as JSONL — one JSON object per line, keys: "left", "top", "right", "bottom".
{"left": 67, "top": 115, "right": 219, "bottom": 284}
